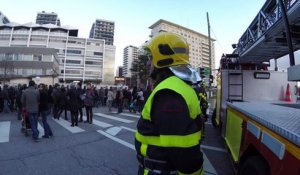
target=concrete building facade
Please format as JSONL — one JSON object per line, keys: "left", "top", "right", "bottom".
{"left": 0, "top": 47, "right": 59, "bottom": 85}
{"left": 123, "top": 45, "right": 138, "bottom": 78}
{"left": 90, "top": 19, "right": 115, "bottom": 45}
{"left": 149, "top": 19, "right": 215, "bottom": 70}
{"left": 0, "top": 23, "right": 116, "bottom": 85}
{"left": 36, "top": 11, "right": 61, "bottom": 26}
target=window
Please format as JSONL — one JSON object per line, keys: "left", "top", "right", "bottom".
{"left": 0, "top": 35, "right": 10, "bottom": 41}
{"left": 23, "top": 54, "right": 33, "bottom": 61}
{"left": 96, "top": 43, "right": 100, "bottom": 46}
{"left": 33, "top": 55, "right": 42, "bottom": 61}
{"left": 68, "top": 40, "right": 76, "bottom": 43}
{"left": 87, "top": 42, "right": 91, "bottom": 45}
{"left": 14, "top": 54, "right": 22, "bottom": 61}
{"left": 64, "top": 49, "right": 82, "bottom": 55}
{"left": 66, "top": 60, "right": 81, "bottom": 64}
{"left": 94, "top": 52, "right": 103, "bottom": 56}
{"left": 85, "top": 61, "right": 102, "bottom": 65}
{"left": 65, "top": 69, "right": 81, "bottom": 74}
{"left": 85, "top": 70, "right": 100, "bottom": 75}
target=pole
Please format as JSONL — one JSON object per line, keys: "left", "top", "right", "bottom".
{"left": 275, "top": 59, "right": 278, "bottom": 71}
{"left": 207, "top": 12, "right": 212, "bottom": 97}
{"left": 278, "top": 0, "right": 295, "bottom": 66}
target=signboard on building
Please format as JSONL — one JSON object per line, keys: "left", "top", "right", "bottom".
{"left": 115, "top": 77, "right": 125, "bottom": 85}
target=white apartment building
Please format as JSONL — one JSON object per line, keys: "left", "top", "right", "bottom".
{"left": 123, "top": 45, "right": 138, "bottom": 77}
{"left": 149, "top": 19, "right": 215, "bottom": 70}
{"left": 0, "top": 22, "right": 116, "bottom": 85}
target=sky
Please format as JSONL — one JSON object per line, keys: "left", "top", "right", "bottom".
{"left": 1, "top": 0, "right": 267, "bottom": 70}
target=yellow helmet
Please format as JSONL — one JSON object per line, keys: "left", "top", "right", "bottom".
{"left": 146, "top": 32, "right": 189, "bottom": 68}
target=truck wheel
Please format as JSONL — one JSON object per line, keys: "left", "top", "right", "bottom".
{"left": 238, "top": 156, "right": 269, "bottom": 175}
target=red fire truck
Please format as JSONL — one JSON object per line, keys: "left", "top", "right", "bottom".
{"left": 212, "top": 0, "right": 300, "bottom": 174}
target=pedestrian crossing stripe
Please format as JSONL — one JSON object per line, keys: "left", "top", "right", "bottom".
{"left": 105, "top": 127, "right": 122, "bottom": 136}
{"left": 0, "top": 121, "right": 10, "bottom": 143}
{"left": 120, "top": 126, "right": 136, "bottom": 132}
{"left": 97, "top": 130, "right": 135, "bottom": 150}
{"left": 0, "top": 112, "right": 137, "bottom": 143}
{"left": 83, "top": 116, "right": 112, "bottom": 128}
{"left": 51, "top": 117, "right": 85, "bottom": 133}
{"left": 119, "top": 113, "right": 140, "bottom": 119}
{"left": 94, "top": 113, "right": 134, "bottom": 123}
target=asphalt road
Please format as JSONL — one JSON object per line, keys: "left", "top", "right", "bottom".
{"left": 0, "top": 106, "right": 234, "bottom": 175}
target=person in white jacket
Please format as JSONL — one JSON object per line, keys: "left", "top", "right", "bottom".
{"left": 107, "top": 87, "right": 114, "bottom": 112}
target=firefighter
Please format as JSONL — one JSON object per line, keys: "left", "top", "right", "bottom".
{"left": 194, "top": 81, "right": 208, "bottom": 138}
{"left": 135, "top": 32, "right": 204, "bottom": 175}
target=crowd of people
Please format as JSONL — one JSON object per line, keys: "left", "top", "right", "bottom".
{"left": 0, "top": 81, "right": 152, "bottom": 142}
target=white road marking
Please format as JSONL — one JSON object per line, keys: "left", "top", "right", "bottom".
{"left": 105, "top": 127, "right": 122, "bottom": 136}
{"left": 201, "top": 145, "right": 227, "bottom": 153}
{"left": 119, "top": 113, "right": 140, "bottom": 119}
{"left": 202, "top": 150, "right": 218, "bottom": 175}
{"left": 83, "top": 116, "right": 112, "bottom": 128}
{"left": 94, "top": 113, "right": 134, "bottom": 123}
{"left": 120, "top": 126, "right": 136, "bottom": 132}
{"left": 37, "top": 122, "right": 45, "bottom": 138}
{"left": 0, "top": 121, "right": 10, "bottom": 143}
{"left": 52, "top": 118, "right": 85, "bottom": 133}
{"left": 97, "top": 130, "right": 135, "bottom": 150}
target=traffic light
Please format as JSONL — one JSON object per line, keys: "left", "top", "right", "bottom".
{"left": 199, "top": 67, "right": 205, "bottom": 78}
{"left": 199, "top": 67, "right": 210, "bottom": 78}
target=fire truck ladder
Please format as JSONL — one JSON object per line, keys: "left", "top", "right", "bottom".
{"left": 228, "top": 70, "right": 243, "bottom": 101}
{"left": 236, "top": 0, "right": 300, "bottom": 63}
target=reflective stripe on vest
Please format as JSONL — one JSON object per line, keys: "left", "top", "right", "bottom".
{"left": 136, "top": 76, "right": 201, "bottom": 148}
{"left": 142, "top": 76, "right": 201, "bottom": 121}
{"left": 199, "top": 93, "right": 207, "bottom": 101}
{"left": 136, "top": 131, "right": 201, "bottom": 148}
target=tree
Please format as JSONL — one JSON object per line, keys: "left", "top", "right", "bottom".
{"left": 130, "top": 54, "right": 150, "bottom": 88}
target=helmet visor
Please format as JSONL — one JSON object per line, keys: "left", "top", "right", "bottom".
{"left": 169, "top": 64, "right": 202, "bottom": 84}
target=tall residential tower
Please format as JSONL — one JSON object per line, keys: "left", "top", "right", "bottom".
{"left": 36, "top": 11, "right": 61, "bottom": 26}
{"left": 90, "top": 19, "right": 115, "bottom": 45}
{"left": 123, "top": 45, "right": 138, "bottom": 78}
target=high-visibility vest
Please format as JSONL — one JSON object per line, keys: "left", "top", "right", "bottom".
{"left": 135, "top": 76, "right": 202, "bottom": 155}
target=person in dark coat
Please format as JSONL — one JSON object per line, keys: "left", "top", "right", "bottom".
{"left": 0, "top": 86, "right": 3, "bottom": 112}
{"left": 39, "top": 84, "right": 53, "bottom": 138}
{"left": 84, "top": 83, "right": 95, "bottom": 124}
{"left": 21, "top": 81, "right": 40, "bottom": 142}
{"left": 48, "top": 85, "right": 53, "bottom": 114}
{"left": 16, "top": 85, "right": 23, "bottom": 120}
{"left": 67, "top": 83, "right": 80, "bottom": 127}
{"left": 77, "top": 83, "right": 84, "bottom": 122}
{"left": 51, "top": 84, "right": 61, "bottom": 119}
{"left": 115, "top": 89, "right": 123, "bottom": 113}
{"left": 57, "top": 86, "right": 68, "bottom": 120}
